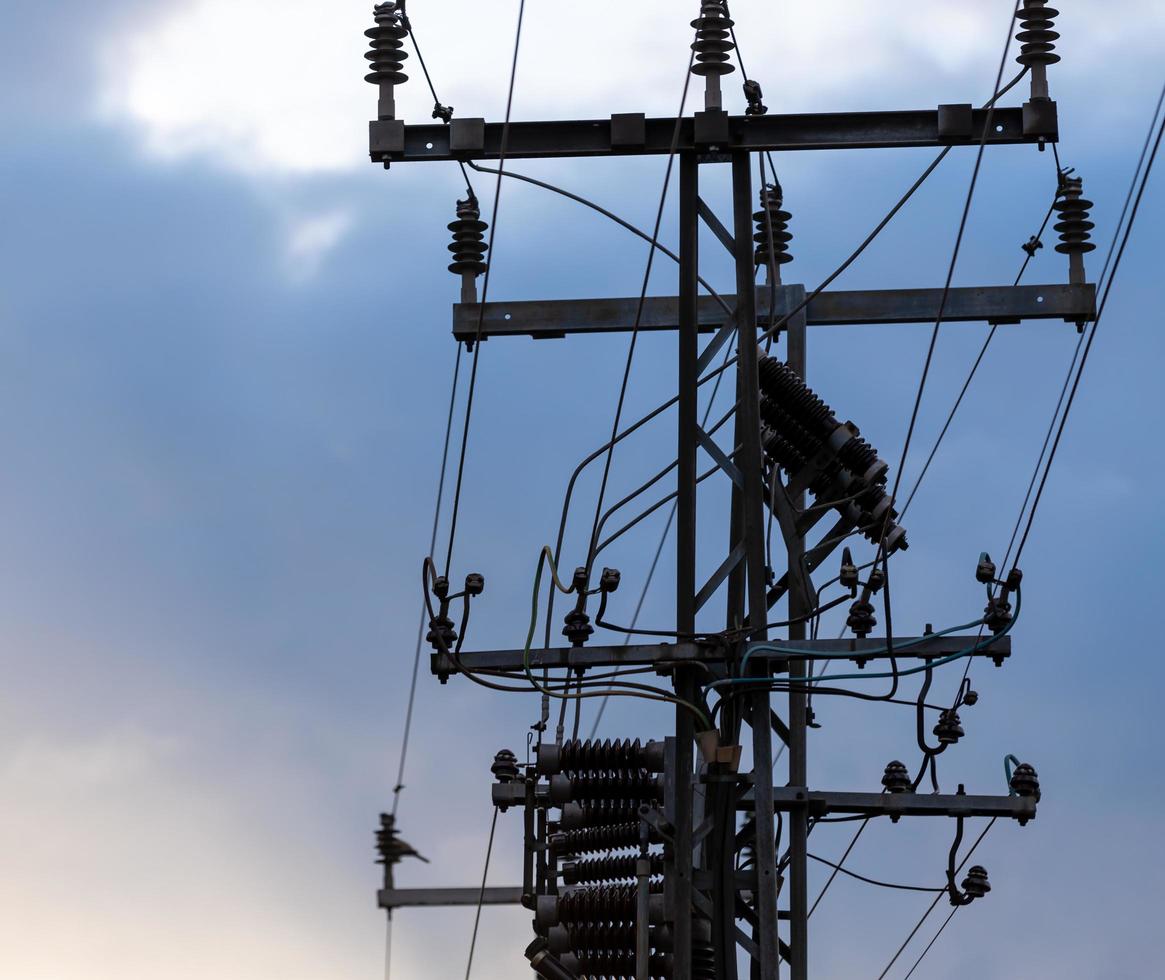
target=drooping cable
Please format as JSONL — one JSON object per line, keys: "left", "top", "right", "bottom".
{"left": 443, "top": 0, "right": 527, "bottom": 576}
{"left": 806, "top": 852, "right": 945, "bottom": 893}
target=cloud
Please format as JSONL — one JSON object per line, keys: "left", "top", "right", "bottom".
{"left": 284, "top": 207, "right": 355, "bottom": 280}
{"left": 97, "top": 0, "right": 1165, "bottom": 177}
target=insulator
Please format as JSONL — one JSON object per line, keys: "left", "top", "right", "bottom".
{"left": 690, "top": 2, "right": 736, "bottom": 78}
{"left": 838, "top": 434, "right": 884, "bottom": 483}
{"left": 550, "top": 822, "right": 658, "bottom": 856}
{"left": 447, "top": 196, "right": 489, "bottom": 276}
{"left": 563, "top": 854, "right": 664, "bottom": 886}
{"left": 760, "top": 396, "right": 823, "bottom": 459}
{"left": 539, "top": 738, "right": 665, "bottom": 775}
{"left": 551, "top": 772, "right": 664, "bottom": 805}
{"left": 425, "top": 613, "right": 456, "bottom": 651}
{"left": 962, "top": 865, "right": 991, "bottom": 900}
{"left": 847, "top": 599, "right": 877, "bottom": 638}
{"left": 692, "top": 941, "right": 716, "bottom": 979}
{"left": 962, "top": 689, "right": 979, "bottom": 706}
{"left": 491, "top": 748, "right": 519, "bottom": 782}
{"left": 1054, "top": 176, "right": 1096, "bottom": 256}
{"left": 753, "top": 184, "right": 794, "bottom": 268}
{"left": 976, "top": 552, "right": 997, "bottom": 584}
{"left": 1009, "top": 762, "right": 1041, "bottom": 801}
{"left": 760, "top": 424, "right": 808, "bottom": 475}
{"left": 560, "top": 802, "right": 642, "bottom": 829}
{"left": 933, "top": 709, "right": 964, "bottom": 745}
{"left": 1015, "top": 1, "right": 1060, "bottom": 69}
{"left": 564, "top": 950, "right": 673, "bottom": 979}
{"left": 555, "top": 884, "right": 646, "bottom": 925}
{"left": 757, "top": 356, "right": 837, "bottom": 435}
{"left": 984, "top": 594, "right": 1013, "bottom": 632}
{"left": 552, "top": 922, "right": 638, "bottom": 953}
{"left": 567, "top": 950, "right": 673, "bottom": 979}
{"left": 364, "top": 3, "right": 409, "bottom": 86}
{"left": 882, "top": 760, "right": 912, "bottom": 794}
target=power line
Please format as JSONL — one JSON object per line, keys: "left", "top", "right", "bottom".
{"left": 886, "top": 2, "right": 1024, "bottom": 515}
{"left": 463, "top": 807, "right": 500, "bottom": 980}
{"left": 874, "top": 818, "right": 996, "bottom": 980}
{"left": 1011, "top": 79, "right": 1165, "bottom": 568}
{"left": 583, "top": 53, "right": 697, "bottom": 572}
{"left": 443, "top": 0, "right": 527, "bottom": 576}
{"left": 392, "top": 345, "right": 463, "bottom": 819}
{"left": 900, "top": 906, "right": 960, "bottom": 980}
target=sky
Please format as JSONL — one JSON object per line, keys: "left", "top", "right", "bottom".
{"left": 2, "top": 1, "right": 1163, "bottom": 978}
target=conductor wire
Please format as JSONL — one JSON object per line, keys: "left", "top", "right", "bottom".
{"left": 443, "top": 0, "right": 526, "bottom": 577}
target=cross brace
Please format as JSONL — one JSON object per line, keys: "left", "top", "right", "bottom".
{"left": 737, "top": 787, "right": 1036, "bottom": 822}
{"left": 378, "top": 886, "right": 523, "bottom": 909}
{"left": 370, "top": 104, "right": 1056, "bottom": 164}
{"left": 431, "top": 635, "right": 1009, "bottom": 676}
{"left": 450, "top": 283, "right": 1096, "bottom": 342}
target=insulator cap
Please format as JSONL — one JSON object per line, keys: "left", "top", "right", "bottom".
{"left": 1054, "top": 176, "right": 1096, "bottom": 255}
{"left": 1015, "top": 1, "right": 1060, "bottom": 69}
{"left": 962, "top": 864, "right": 991, "bottom": 899}
{"left": 1010, "top": 762, "right": 1041, "bottom": 801}
{"left": 882, "top": 760, "right": 912, "bottom": 794}
{"left": 491, "top": 748, "right": 519, "bottom": 782}
{"left": 447, "top": 196, "right": 489, "bottom": 276}
{"left": 839, "top": 548, "right": 859, "bottom": 589}
{"left": 976, "top": 552, "right": 997, "bottom": 584}
{"left": 364, "top": 3, "right": 409, "bottom": 86}
{"left": 690, "top": 2, "right": 736, "bottom": 77}
{"left": 933, "top": 709, "right": 965, "bottom": 745}
{"left": 847, "top": 600, "right": 877, "bottom": 638}
{"left": 753, "top": 183, "right": 794, "bottom": 268}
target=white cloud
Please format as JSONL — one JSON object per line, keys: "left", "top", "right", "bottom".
{"left": 97, "top": 0, "right": 1165, "bottom": 177}
{"left": 284, "top": 206, "right": 355, "bottom": 279}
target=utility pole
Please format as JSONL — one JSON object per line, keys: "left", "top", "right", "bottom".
{"left": 366, "top": 2, "right": 1093, "bottom": 977}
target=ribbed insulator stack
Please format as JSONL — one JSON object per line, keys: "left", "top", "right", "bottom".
{"left": 758, "top": 356, "right": 835, "bottom": 432}
{"left": 692, "top": 942, "right": 717, "bottom": 979}
{"left": 556, "top": 884, "right": 653, "bottom": 925}
{"left": 560, "top": 802, "right": 643, "bottom": 829}
{"left": 566, "top": 950, "right": 673, "bottom": 979}
{"left": 563, "top": 854, "right": 664, "bottom": 886}
{"left": 753, "top": 183, "right": 794, "bottom": 276}
{"left": 539, "top": 738, "right": 665, "bottom": 775}
{"left": 550, "top": 772, "right": 664, "bottom": 804}
{"left": 757, "top": 354, "right": 906, "bottom": 552}
{"left": 555, "top": 923, "right": 638, "bottom": 953}
{"left": 1054, "top": 176, "right": 1094, "bottom": 285}
{"left": 447, "top": 197, "right": 489, "bottom": 277}
{"left": 550, "top": 822, "right": 656, "bottom": 856}
{"left": 1015, "top": 1, "right": 1060, "bottom": 70}
{"left": 690, "top": 2, "right": 736, "bottom": 78}
{"left": 364, "top": 3, "right": 408, "bottom": 119}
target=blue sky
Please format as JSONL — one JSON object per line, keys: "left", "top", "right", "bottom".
{"left": 2, "top": 2, "right": 1163, "bottom": 978}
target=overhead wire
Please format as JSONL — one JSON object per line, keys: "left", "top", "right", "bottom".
{"left": 582, "top": 52, "right": 698, "bottom": 575}
{"left": 874, "top": 818, "right": 996, "bottom": 980}
{"left": 463, "top": 806, "right": 500, "bottom": 980}
{"left": 1011, "top": 79, "right": 1165, "bottom": 568}
{"left": 806, "top": 852, "right": 945, "bottom": 894}
{"left": 442, "top": 0, "right": 527, "bottom": 577}
{"left": 392, "top": 345, "right": 464, "bottom": 819}
{"left": 900, "top": 906, "right": 960, "bottom": 980}
{"left": 398, "top": 2, "right": 475, "bottom": 195}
